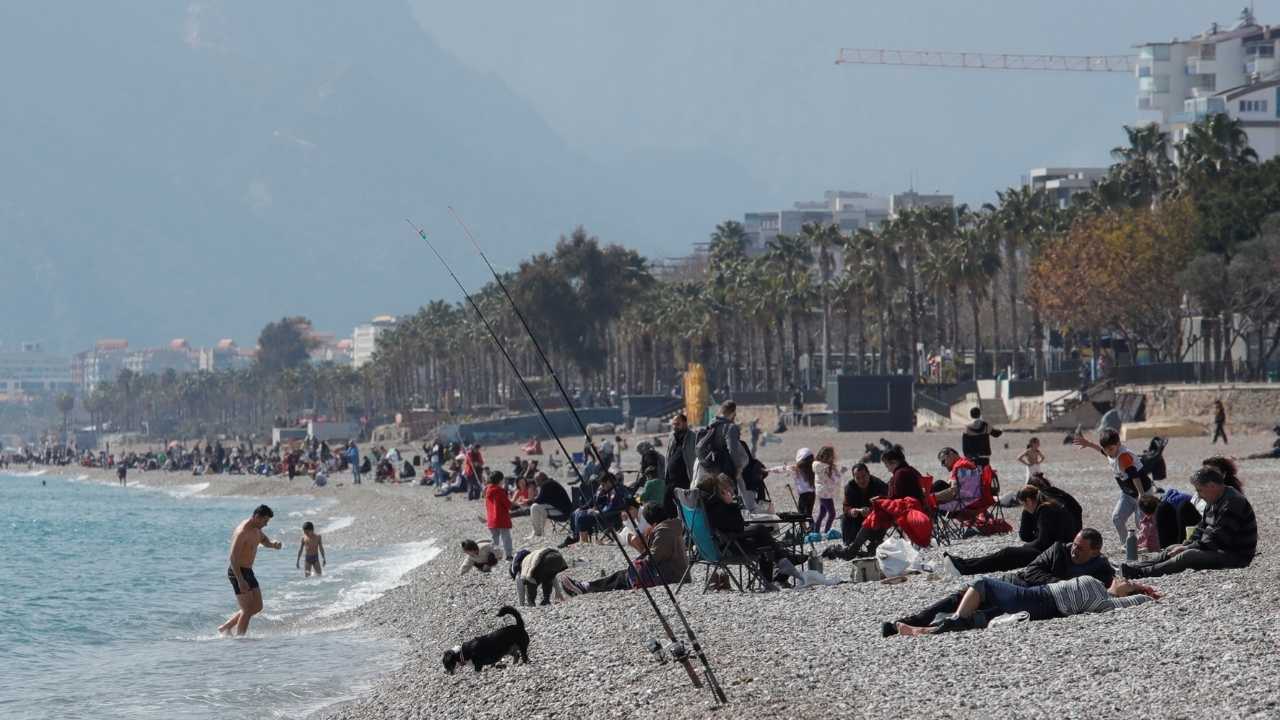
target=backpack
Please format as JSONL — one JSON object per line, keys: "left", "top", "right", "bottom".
{"left": 695, "top": 420, "right": 736, "bottom": 477}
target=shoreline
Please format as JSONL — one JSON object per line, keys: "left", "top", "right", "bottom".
{"left": 27, "top": 426, "right": 1280, "bottom": 719}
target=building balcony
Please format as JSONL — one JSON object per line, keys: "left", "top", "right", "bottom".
{"left": 1186, "top": 57, "right": 1216, "bottom": 76}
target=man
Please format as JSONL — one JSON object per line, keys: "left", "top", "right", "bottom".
{"left": 934, "top": 447, "right": 982, "bottom": 509}
{"left": 665, "top": 413, "right": 697, "bottom": 492}
{"left": 961, "top": 406, "right": 1002, "bottom": 466}
{"left": 464, "top": 444, "right": 484, "bottom": 500}
{"left": 883, "top": 529, "right": 1113, "bottom": 637}
{"left": 346, "top": 441, "right": 361, "bottom": 485}
{"left": 1122, "top": 466, "right": 1256, "bottom": 579}
{"left": 942, "top": 485, "right": 1078, "bottom": 576}
{"left": 839, "top": 462, "right": 888, "bottom": 544}
{"left": 634, "top": 441, "right": 666, "bottom": 490}
{"left": 691, "top": 401, "right": 752, "bottom": 511}
{"left": 526, "top": 472, "right": 574, "bottom": 539}
{"left": 748, "top": 418, "right": 762, "bottom": 456}
{"left": 218, "top": 505, "right": 282, "bottom": 637}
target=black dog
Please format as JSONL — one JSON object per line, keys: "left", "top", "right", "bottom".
{"left": 442, "top": 606, "right": 529, "bottom": 673}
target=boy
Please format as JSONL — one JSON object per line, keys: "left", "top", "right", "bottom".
{"left": 296, "top": 521, "right": 326, "bottom": 577}
{"left": 1074, "top": 428, "right": 1152, "bottom": 541}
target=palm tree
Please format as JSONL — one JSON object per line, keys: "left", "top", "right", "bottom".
{"left": 56, "top": 393, "right": 74, "bottom": 437}
{"left": 766, "top": 233, "right": 815, "bottom": 386}
{"left": 954, "top": 209, "right": 1001, "bottom": 378}
{"left": 1178, "top": 114, "right": 1258, "bottom": 188}
{"left": 802, "top": 222, "right": 842, "bottom": 383}
{"left": 1110, "top": 122, "right": 1176, "bottom": 204}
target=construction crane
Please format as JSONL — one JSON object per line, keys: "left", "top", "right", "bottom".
{"left": 835, "top": 48, "right": 1135, "bottom": 73}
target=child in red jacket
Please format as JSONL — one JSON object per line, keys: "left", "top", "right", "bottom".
{"left": 485, "top": 471, "right": 513, "bottom": 559}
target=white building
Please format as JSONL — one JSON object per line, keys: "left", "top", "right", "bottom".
{"left": 888, "top": 190, "right": 954, "bottom": 217}
{"left": 124, "top": 339, "right": 195, "bottom": 376}
{"left": 1136, "top": 10, "right": 1280, "bottom": 160}
{"left": 0, "top": 344, "right": 73, "bottom": 400}
{"left": 352, "top": 315, "right": 398, "bottom": 368}
{"left": 72, "top": 339, "right": 129, "bottom": 392}
{"left": 1027, "top": 167, "right": 1108, "bottom": 208}
{"left": 743, "top": 191, "right": 890, "bottom": 253}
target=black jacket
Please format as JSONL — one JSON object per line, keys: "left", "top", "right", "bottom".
{"left": 703, "top": 494, "right": 745, "bottom": 536}
{"left": 1189, "top": 487, "right": 1257, "bottom": 563}
{"left": 1040, "top": 486, "right": 1083, "bottom": 535}
{"left": 532, "top": 479, "right": 574, "bottom": 517}
{"left": 961, "top": 419, "right": 1002, "bottom": 459}
{"left": 1017, "top": 501, "right": 1079, "bottom": 552}
{"left": 843, "top": 476, "right": 889, "bottom": 513}
{"left": 1017, "top": 542, "right": 1114, "bottom": 587}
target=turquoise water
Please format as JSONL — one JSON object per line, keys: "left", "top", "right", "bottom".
{"left": 0, "top": 472, "right": 440, "bottom": 720}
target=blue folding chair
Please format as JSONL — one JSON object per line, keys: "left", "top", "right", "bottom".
{"left": 674, "top": 489, "right": 760, "bottom": 593}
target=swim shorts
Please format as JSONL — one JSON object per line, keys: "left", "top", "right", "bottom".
{"left": 227, "top": 566, "right": 260, "bottom": 595}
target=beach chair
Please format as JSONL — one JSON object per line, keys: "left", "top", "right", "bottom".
{"left": 674, "top": 489, "right": 760, "bottom": 594}
{"left": 946, "top": 464, "right": 999, "bottom": 531}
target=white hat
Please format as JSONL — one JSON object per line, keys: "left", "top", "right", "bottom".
{"left": 795, "top": 447, "right": 814, "bottom": 462}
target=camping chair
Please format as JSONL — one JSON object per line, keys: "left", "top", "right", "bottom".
{"left": 947, "top": 464, "right": 999, "bottom": 531}
{"left": 674, "top": 489, "right": 763, "bottom": 594}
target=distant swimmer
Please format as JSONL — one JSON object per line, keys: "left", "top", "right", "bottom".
{"left": 296, "top": 521, "right": 326, "bottom": 577}
{"left": 218, "top": 505, "right": 281, "bottom": 637}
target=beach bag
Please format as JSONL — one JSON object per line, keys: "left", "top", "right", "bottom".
{"left": 695, "top": 420, "right": 735, "bottom": 476}
{"left": 875, "top": 536, "right": 921, "bottom": 578}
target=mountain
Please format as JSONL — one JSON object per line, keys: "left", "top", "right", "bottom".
{"left": 0, "top": 1, "right": 764, "bottom": 352}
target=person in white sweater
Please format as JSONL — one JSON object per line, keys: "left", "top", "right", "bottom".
{"left": 812, "top": 446, "right": 846, "bottom": 535}
{"left": 893, "top": 574, "right": 1158, "bottom": 636}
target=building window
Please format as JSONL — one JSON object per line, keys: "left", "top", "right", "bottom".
{"left": 1240, "top": 99, "right": 1268, "bottom": 113}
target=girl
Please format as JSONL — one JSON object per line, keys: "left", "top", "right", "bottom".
{"left": 791, "top": 448, "right": 816, "bottom": 527}
{"left": 813, "top": 446, "right": 845, "bottom": 535}
{"left": 484, "top": 471, "right": 513, "bottom": 559}
{"left": 1017, "top": 437, "right": 1045, "bottom": 481}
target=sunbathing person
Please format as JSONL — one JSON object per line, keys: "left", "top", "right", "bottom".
{"left": 1121, "top": 466, "right": 1256, "bottom": 579}
{"left": 891, "top": 574, "right": 1158, "bottom": 636}
{"left": 941, "top": 485, "right": 1078, "bottom": 576}
{"left": 883, "top": 528, "right": 1113, "bottom": 637}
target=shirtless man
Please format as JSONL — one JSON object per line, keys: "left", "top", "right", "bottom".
{"left": 218, "top": 505, "right": 281, "bottom": 637}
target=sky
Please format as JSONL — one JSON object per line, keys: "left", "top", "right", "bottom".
{"left": 411, "top": 0, "right": 1274, "bottom": 206}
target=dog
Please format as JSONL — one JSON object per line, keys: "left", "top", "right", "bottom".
{"left": 442, "top": 606, "right": 530, "bottom": 673}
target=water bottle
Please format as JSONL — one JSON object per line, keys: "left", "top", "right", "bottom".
{"left": 1125, "top": 529, "right": 1138, "bottom": 562}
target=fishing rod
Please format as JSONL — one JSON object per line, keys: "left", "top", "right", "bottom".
{"left": 446, "top": 208, "right": 728, "bottom": 704}
{"left": 407, "top": 220, "right": 716, "bottom": 699}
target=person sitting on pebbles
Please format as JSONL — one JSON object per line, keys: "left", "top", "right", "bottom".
{"left": 557, "top": 502, "right": 688, "bottom": 596}
{"left": 1121, "top": 465, "right": 1256, "bottom": 580}
{"left": 890, "top": 574, "right": 1158, "bottom": 637}
{"left": 458, "top": 539, "right": 501, "bottom": 575}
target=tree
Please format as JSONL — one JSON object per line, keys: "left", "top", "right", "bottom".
{"left": 257, "top": 317, "right": 316, "bottom": 375}
{"left": 56, "top": 393, "right": 74, "bottom": 436}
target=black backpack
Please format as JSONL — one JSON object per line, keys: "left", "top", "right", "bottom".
{"left": 695, "top": 420, "right": 736, "bottom": 477}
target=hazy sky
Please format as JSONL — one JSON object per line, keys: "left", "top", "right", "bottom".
{"left": 412, "top": 1, "right": 1274, "bottom": 206}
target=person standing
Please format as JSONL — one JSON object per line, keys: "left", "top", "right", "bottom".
{"left": 218, "top": 505, "right": 282, "bottom": 637}
{"left": 748, "top": 418, "right": 761, "bottom": 456}
{"left": 665, "top": 413, "right": 697, "bottom": 493}
{"left": 691, "top": 401, "right": 752, "bottom": 510}
{"left": 485, "top": 471, "right": 513, "bottom": 559}
{"left": 1211, "top": 400, "right": 1228, "bottom": 445}
{"left": 961, "top": 406, "right": 1002, "bottom": 466}
{"left": 346, "top": 441, "right": 361, "bottom": 485}
{"left": 1074, "top": 428, "right": 1152, "bottom": 541}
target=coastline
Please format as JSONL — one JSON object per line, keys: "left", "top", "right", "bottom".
{"left": 41, "top": 427, "right": 1280, "bottom": 719}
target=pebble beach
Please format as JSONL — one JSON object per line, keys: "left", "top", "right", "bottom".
{"left": 72, "top": 427, "right": 1280, "bottom": 719}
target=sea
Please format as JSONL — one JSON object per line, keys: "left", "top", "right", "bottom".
{"left": 0, "top": 470, "right": 441, "bottom": 720}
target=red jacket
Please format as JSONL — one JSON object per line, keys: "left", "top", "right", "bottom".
{"left": 485, "top": 483, "right": 512, "bottom": 529}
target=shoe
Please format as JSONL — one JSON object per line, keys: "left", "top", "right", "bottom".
{"left": 880, "top": 621, "right": 898, "bottom": 638}
{"left": 1120, "top": 562, "right": 1143, "bottom": 580}
{"left": 988, "top": 611, "right": 1030, "bottom": 629}
{"left": 557, "top": 536, "right": 579, "bottom": 549}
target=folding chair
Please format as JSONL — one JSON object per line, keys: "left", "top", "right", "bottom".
{"left": 674, "top": 490, "right": 763, "bottom": 593}
{"left": 947, "top": 464, "right": 999, "bottom": 531}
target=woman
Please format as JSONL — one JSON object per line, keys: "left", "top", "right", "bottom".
{"left": 557, "top": 503, "right": 688, "bottom": 596}
{"left": 562, "top": 473, "right": 630, "bottom": 547}
{"left": 699, "top": 474, "right": 804, "bottom": 590}
{"left": 509, "top": 476, "right": 534, "bottom": 518}
{"left": 1211, "top": 400, "right": 1228, "bottom": 445}
{"left": 892, "top": 574, "right": 1158, "bottom": 637}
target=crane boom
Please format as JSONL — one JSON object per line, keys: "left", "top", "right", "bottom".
{"left": 836, "top": 48, "right": 1135, "bottom": 73}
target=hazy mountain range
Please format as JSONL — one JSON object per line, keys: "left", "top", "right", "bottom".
{"left": 0, "top": 1, "right": 766, "bottom": 353}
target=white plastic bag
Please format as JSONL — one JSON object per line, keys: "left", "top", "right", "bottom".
{"left": 875, "top": 537, "right": 921, "bottom": 578}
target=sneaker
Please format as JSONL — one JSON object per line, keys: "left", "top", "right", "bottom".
{"left": 880, "top": 621, "right": 899, "bottom": 638}
{"left": 988, "top": 611, "right": 1030, "bottom": 629}
{"left": 1120, "top": 562, "right": 1140, "bottom": 580}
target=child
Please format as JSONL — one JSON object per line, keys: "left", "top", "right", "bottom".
{"left": 459, "top": 539, "right": 500, "bottom": 574}
{"left": 790, "top": 448, "right": 816, "bottom": 527}
{"left": 1074, "top": 428, "right": 1153, "bottom": 542}
{"left": 296, "top": 521, "right": 326, "bottom": 577}
{"left": 813, "top": 446, "right": 845, "bottom": 535}
{"left": 1136, "top": 494, "right": 1160, "bottom": 552}
{"left": 1017, "top": 438, "right": 1045, "bottom": 481}
{"left": 484, "top": 471, "right": 513, "bottom": 560}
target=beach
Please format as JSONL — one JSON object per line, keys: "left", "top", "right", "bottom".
{"left": 47, "top": 426, "right": 1280, "bottom": 719}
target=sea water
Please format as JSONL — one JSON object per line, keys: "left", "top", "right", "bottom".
{"left": 0, "top": 473, "right": 440, "bottom": 719}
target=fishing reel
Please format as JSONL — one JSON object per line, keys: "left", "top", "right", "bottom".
{"left": 645, "top": 638, "right": 689, "bottom": 664}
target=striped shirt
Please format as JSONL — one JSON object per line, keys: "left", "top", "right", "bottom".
{"left": 1046, "top": 576, "right": 1151, "bottom": 616}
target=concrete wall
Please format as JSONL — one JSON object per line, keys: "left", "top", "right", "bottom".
{"left": 1125, "top": 383, "right": 1280, "bottom": 430}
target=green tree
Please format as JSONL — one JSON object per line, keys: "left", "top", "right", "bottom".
{"left": 256, "top": 316, "right": 316, "bottom": 375}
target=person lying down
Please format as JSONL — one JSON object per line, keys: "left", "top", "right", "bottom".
{"left": 890, "top": 574, "right": 1159, "bottom": 637}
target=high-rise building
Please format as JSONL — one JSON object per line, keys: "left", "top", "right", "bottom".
{"left": 1027, "top": 167, "right": 1109, "bottom": 208}
{"left": 1136, "top": 10, "right": 1280, "bottom": 159}
{"left": 352, "top": 315, "right": 398, "bottom": 368}
{"left": 0, "top": 343, "right": 73, "bottom": 401}
{"left": 743, "top": 191, "right": 891, "bottom": 253}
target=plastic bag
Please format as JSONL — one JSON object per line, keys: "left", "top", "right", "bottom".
{"left": 875, "top": 536, "right": 921, "bottom": 578}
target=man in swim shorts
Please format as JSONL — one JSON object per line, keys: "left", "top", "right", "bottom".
{"left": 218, "top": 504, "right": 281, "bottom": 637}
